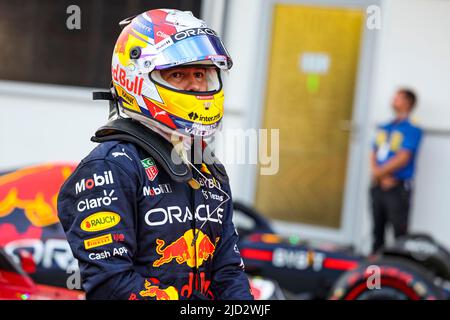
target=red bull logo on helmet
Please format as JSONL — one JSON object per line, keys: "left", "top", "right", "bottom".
{"left": 112, "top": 64, "right": 144, "bottom": 96}
{"left": 153, "top": 229, "right": 219, "bottom": 268}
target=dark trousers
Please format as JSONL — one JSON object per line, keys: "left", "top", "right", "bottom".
{"left": 370, "top": 182, "right": 412, "bottom": 253}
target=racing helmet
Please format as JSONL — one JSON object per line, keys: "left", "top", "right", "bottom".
{"left": 111, "top": 9, "right": 233, "bottom": 138}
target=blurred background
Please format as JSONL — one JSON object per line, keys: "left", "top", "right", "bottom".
{"left": 0, "top": 0, "right": 449, "bottom": 257}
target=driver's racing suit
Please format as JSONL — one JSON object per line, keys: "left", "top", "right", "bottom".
{"left": 57, "top": 139, "right": 253, "bottom": 300}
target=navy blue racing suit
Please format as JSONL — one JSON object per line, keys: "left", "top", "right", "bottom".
{"left": 57, "top": 140, "right": 253, "bottom": 300}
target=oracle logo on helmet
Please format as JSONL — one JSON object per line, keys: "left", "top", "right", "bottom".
{"left": 171, "top": 28, "right": 217, "bottom": 42}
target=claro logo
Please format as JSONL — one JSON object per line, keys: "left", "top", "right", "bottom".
{"left": 80, "top": 211, "right": 121, "bottom": 232}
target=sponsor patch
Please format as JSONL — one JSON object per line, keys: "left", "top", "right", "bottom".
{"left": 139, "top": 279, "right": 179, "bottom": 300}
{"left": 201, "top": 190, "right": 224, "bottom": 201}
{"left": 198, "top": 176, "right": 221, "bottom": 189}
{"left": 75, "top": 171, "right": 114, "bottom": 195}
{"left": 84, "top": 234, "right": 113, "bottom": 250}
{"left": 113, "top": 234, "right": 125, "bottom": 242}
{"left": 188, "top": 112, "right": 220, "bottom": 123}
{"left": 153, "top": 229, "right": 219, "bottom": 268}
{"left": 88, "top": 246, "right": 128, "bottom": 260}
{"left": 112, "top": 148, "right": 132, "bottom": 161}
{"left": 141, "top": 157, "right": 159, "bottom": 181}
{"left": 77, "top": 190, "right": 118, "bottom": 212}
{"left": 144, "top": 204, "right": 223, "bottom": 226}
{"left": 171, "top": 28, "right": 217, "bottom": 43}
{"left": 143, "top": 183, "right": 172, "bottom": 197}
{"left": 80, "top": 211, "right": 121, "bottom": 232}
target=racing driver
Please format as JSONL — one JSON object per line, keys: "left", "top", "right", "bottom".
{"left": 57, "top": 9, "right": 253, "bottom": 300}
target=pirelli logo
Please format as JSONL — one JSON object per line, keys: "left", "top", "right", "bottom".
{"left": 84, "top": 234, "right": 113, "bottom": 250}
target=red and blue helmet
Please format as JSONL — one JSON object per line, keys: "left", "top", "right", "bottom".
{"left": 111, "top": 9, "right": 233, "bottom": 137}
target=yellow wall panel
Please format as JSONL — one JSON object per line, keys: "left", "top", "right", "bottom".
{"left": 255, "top": 4, "right": 363, "bottom": 228}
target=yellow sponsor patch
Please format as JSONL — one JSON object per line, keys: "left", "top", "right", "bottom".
{"left": 390, "top": 131, "right": 404, "bottom": 152}
{"left": 114, "top": 84, "right": 141, "bottom": 113}
{"left": 80, "top": 211, "right": 121, "bottom": 232}
{"left": 84, "top": 234, "right": 113, "bottom": 250}
{"left": 375, "top": 130, "right": 387, "bottom": 147}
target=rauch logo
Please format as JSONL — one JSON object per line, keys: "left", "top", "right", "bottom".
{"left": 80, "top": 211, "right": 121, "bottom": 232}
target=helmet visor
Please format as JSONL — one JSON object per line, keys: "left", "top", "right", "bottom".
{"left": 150, "top": 33, "right": 232, "bottom": 70}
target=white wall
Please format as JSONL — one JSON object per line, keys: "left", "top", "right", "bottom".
{"left": 355, "top": 0, "right": 450, "bottom": 253}
{"left": 412, "top": 135, "right": 450, "bottom": 242}
{"left": 369, "top": 0, "right": 450, "bottom": 130}
{"left": 0, "top": 81, "right": 107, "bottom": 170}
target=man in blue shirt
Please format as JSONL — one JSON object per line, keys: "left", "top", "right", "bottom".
{"left": 370, "top": 89, "right": 423, "bottom": 253}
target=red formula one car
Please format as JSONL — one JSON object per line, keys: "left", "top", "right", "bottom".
{"left": 0, "top": 247, "right": 83, "bottom": 300}
{"left": 0, "top": 163, "right": 84, "bottom": 300}
{"left": 1, "top": 163, "right": 450, "bottom": 300}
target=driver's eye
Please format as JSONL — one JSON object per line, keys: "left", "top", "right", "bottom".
{"left": 194, "top": 72, "right": 205, "bottom": 78}
{"left": 171, "top": 72, "right": 183, "bottom": 79}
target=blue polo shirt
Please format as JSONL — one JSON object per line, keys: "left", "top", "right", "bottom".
{"left": 373, "top": 118, "right": 423, "bottom": 180}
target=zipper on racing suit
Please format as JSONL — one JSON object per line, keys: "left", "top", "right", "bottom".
{"left": 189, "top": 144, "right": 205, "bottom": 299}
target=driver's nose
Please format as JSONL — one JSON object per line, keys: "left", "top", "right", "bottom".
{"left": 184, "top": 76, "right": 203, "bottom": 91}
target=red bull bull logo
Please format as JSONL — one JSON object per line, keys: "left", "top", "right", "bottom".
{"left": 139, "top": 279, "right": 179, "bottom": 300}
{"left": 129, "top": 274, "right": 214, "bottom": 300}
{"left": 153, "top": 229, "right": 219, "bottom": 268}
{"left": 0, "top": 164, "right": 75, "bottom": 227}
